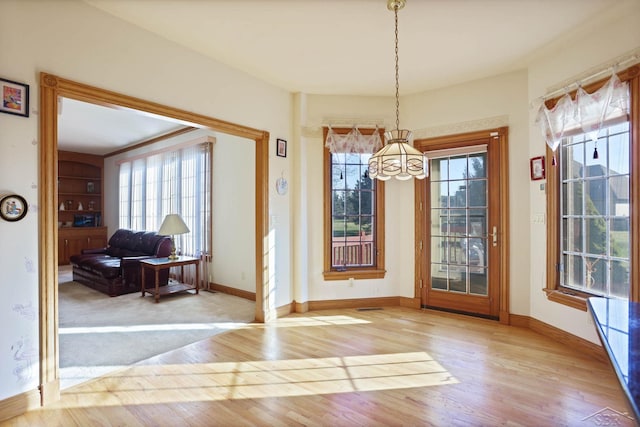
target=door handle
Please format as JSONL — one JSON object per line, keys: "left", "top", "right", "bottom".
{"left": 489, "top": 226, "right": 497, "bottom": 247}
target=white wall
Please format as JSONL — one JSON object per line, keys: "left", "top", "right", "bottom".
{"left": 527, "top": 0, "right": 640, "bottom": 343}
{"left": 0, "top": 0, "right": 291, "bottom": 401}
{"left": 211, "top": 134, "right": 256, "bottom": 292}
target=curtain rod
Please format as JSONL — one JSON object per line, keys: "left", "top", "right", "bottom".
{"left": 321, "top": 117, "right": 386, "bottom": 129}
{"left": 541, "top": 50, "right": 640, "bottom": 102}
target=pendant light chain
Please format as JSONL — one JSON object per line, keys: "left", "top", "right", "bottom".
{"left": 368, "top": 0, "right": 428, "bottom": 181}
{"left": 394, "top": 5, "right": 400, "bottom": 132}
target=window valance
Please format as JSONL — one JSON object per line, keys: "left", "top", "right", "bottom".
{"left": 535, "top": 73, "right": 629, "bottom": 162}
{"left": 325, "top": 126, "right": 382, "bottom": 154}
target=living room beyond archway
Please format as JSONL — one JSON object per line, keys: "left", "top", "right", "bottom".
{"left": 39, "top": 73, "right": 270, "bottom": 403}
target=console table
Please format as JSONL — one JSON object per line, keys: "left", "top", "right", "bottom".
{"left": 140, "top": 256, "right": 200, "bottom": 303}
{"left": 588, "top": 297, "right": 640, "bottom": 421}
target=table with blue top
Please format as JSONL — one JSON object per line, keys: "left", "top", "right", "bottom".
{"left": 588, "top": 297, "right": 640, "bottom": 421}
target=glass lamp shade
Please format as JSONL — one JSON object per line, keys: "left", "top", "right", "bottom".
{"left": 368, "top": 129, "right": 428, "bottom": 180}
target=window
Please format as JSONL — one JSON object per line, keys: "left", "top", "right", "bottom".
{"left": 545, "top": 67, "right": 639, "bottom": 309}
{"left": 118, "top": 141, "right": 212, "bottom": 260}
{"left": 323, "top": 127, "right": 385, "bottom": 280}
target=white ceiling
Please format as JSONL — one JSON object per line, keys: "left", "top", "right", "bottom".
{"left": 61, "top": 0, "right": 622, "bottom": 154}
{"left": 58, "top": 98, "right": 186, "bottom": 155}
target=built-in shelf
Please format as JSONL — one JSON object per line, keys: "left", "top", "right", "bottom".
{"left": 57, "top": 150, "right": 106, "bottom": 265}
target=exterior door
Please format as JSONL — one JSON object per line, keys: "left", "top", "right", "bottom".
{"left": 415, "top": 129, "right": 508, "bottom": 319}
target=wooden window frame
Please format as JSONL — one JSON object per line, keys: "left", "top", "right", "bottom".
{"left": 323, "top": 127, "right": 386, "bottom": 280}
{"left": 545, "top": 66, "right": 640, "bottom": 310}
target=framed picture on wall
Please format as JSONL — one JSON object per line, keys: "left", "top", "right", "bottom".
{"left": 530, "top": 156, "right": 545, "bottom": 181}
{"left": 0, "top": 77, "right": 29, "bottom": 117}
{"left": 0, "top": 194, "right": 28, "bottom": 221}
{"left": 276, "top": 138, "right": 287, "bottom": 158}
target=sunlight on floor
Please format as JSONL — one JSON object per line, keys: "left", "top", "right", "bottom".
{"left": 59, "top": 322, "right": 250, "bottom": 335}
{"left": 56, "top": 351, "right": 458, "bottom": 409}
{"left": 251, "top": 315, "right": 371, "bottom": 328}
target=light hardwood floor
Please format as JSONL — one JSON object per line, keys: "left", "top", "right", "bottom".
{"left": 3, "top": 307, "right": 634, "bottom": 426}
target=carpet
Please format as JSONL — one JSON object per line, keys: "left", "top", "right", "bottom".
{"left": 58, "top": 279, "right": 255, "bottom": 389}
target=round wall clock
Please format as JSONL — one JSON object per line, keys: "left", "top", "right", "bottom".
{"left": 0, "top": 194, "right": 28, "bottom": 221}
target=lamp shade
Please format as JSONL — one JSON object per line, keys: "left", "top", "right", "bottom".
{"left": 368, "top": 130, "right": 428, "bottom": 180}
{"left": 158, "top": 214, "right": 190, "bottom": 236}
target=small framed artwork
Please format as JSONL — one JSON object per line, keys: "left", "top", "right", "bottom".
{"left": 276, "top": 138, "right": 287, "bottom": 158}
{"left": 0, "top": 194, "right": 28, "bottom": 222}
{"left": 530, "top": 156, "right": 546, "bottom": 181}
{"left": 0, "top": 78, "right": 29, "bottom": 117}
{"left": 87, "top": 181, "right": 95, "bottom": 193}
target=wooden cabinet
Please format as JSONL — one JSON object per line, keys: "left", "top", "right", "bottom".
{"left": 58, "top": 227, "right": 108, "bottom": 265}
{"left": 58, "top": 151, "right": 107, "bottom": 265}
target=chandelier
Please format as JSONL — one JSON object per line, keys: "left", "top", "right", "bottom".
{"left": 368, "top": 0, "right": 428, "bottom": 181}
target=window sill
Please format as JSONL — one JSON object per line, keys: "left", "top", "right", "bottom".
{"left": 543, "top": 288, "right": 588, "bottom": 311}
{"left": 323, "top": 269, "right": 386, "bottom": 281}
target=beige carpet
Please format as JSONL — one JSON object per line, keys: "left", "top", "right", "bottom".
{"left": 58, "top": 267, "right": 255, "bottom": 389}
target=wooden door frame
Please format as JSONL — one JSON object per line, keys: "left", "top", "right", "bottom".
{"left": 414, "top": 127, "right": 510, "bottom": 323}
{"left": 38, "top": 73, "right": 270, "bottom": 404}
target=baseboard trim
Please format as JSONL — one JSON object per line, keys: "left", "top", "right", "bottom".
{"left": 294, "top": 300, "right": 309, "bottom": 313}
{"left": 208, "top": 282, "right": 255, "bottom": 301}
{"left": 400, "top": 297, "right": 421, "bottom": 309}
{"left": 307, "top": 296, "right": 401, "bottom": 311}
{"left": 0, "top": 388, "right": 40, "bottom": 423}
{"left": 509, "top": 313, "right": 607, "bottom": 364}
{"left": 39, "top": 379, "right": 60, "bottom": 406}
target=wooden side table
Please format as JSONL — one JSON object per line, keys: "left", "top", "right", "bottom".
{"left": 140, "top": 256, "right": 200, "bottom": 303}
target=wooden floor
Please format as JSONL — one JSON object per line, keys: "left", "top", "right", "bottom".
{"left": 3, "top": 307, "right": 634, "bottom": 426}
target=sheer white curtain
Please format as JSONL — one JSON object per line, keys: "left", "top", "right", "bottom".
{"left": 118, "top": 142, "right": 212, "bottom": 266}
{"left": 325, "top": 126, "right": 382, "bottom": 154}
{"left": 535, "top": 73, "right": 629, "bottom": 162}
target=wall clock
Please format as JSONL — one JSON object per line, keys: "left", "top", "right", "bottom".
{"left": 0, "top": 194, "right": 28, "bottom": 221}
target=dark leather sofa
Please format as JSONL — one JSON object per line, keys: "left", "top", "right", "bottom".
{"left": 70, "top": 229, "right": 172, "bottom": 296}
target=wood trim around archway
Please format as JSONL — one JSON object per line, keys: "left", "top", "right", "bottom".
{"left": 38, "top": 73, "right": 270, "bottom": 404}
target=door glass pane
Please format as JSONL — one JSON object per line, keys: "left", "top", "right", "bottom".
{"left": 431, "top": 263, "right": 448, "bottom": 290}
{"left": 449, "top": 181, "right": 467, "bottom": 208}
{"left": 468, "top": 154, "right": 486, "bottom": 178}
{"left": 431, "top": 209, "right": 447, "bottom": 236}
{"left": 429, "top": 151, "right": 488, "bottom": 297}
{"left": 469, "top": 209, "right": 486, "bottom": 237}
{"left": 430, "top": 158, "right": 446, "bottom": 181}
{"left": 449, "top": 156, "right": 466, "bottom": 180}
{"left": 470, "top": 268, "right": 488, "bottom": 296}
{"left": 431, "top": 235, "right": 447, "bottom": 264}
{"left": 448, "top": 267, "right": 466, "bottom": 293}
{"left": 468, "top": 180, "right": 486, "bottom": 207}
{"left": 432, "top": 181, "right": 448, "bottom": 207}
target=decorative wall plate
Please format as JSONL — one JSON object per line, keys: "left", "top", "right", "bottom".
{"left": 0, "top": 194, "right": 28, "bottom": 221}
{"left": 276, "top": 177, "right": 288, "bottom": 195}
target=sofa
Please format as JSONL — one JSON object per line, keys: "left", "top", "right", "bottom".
{"left": 70, "top": 229, "right": 172, "bottom": 296}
